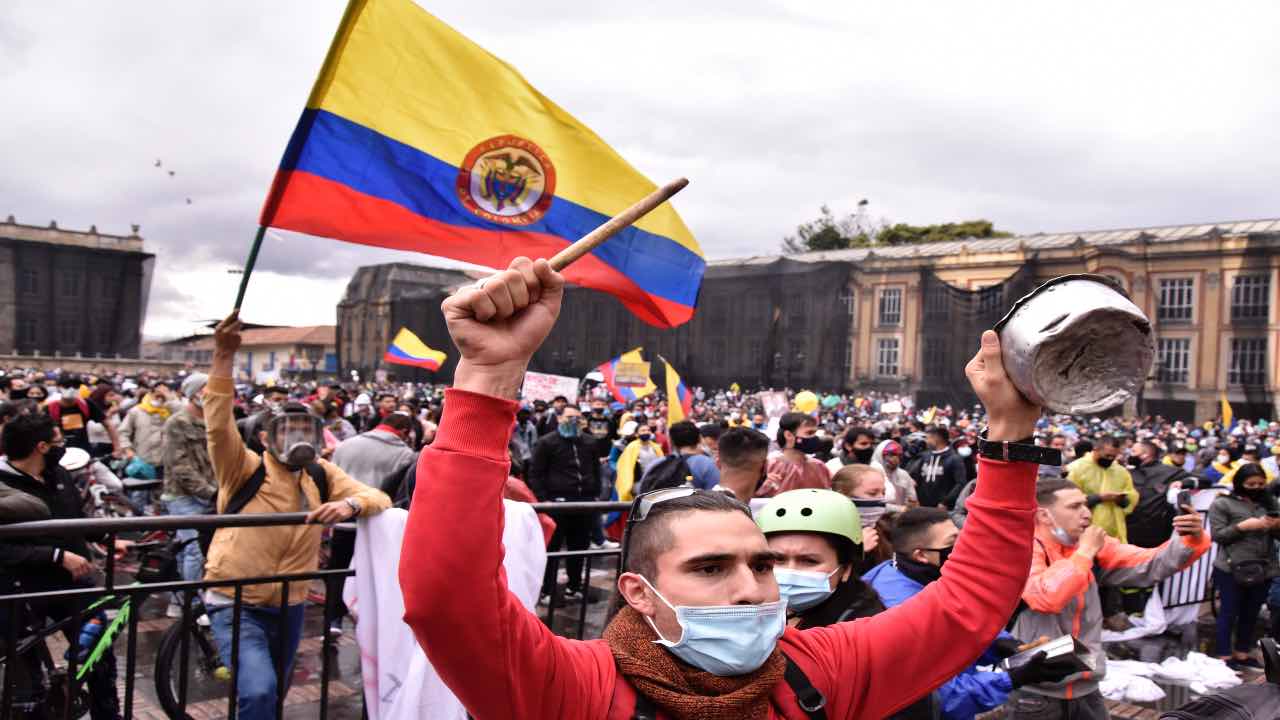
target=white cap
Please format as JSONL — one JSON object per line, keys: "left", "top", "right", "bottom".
{"left": 355, "top": 393, "right": 372, "bottom": 406}
{"left": 60, "top": 447, "right": 92, "bottom": 473}
{"left": 619, "top": 420, "right": 638, "bottom": 437}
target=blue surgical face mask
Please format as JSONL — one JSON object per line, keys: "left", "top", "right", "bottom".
{"left": 774, "top": 566, "right": 840, "bottom": 612}
{"left": 638, "top": 575, "right": 785, "bottom": 676}
{"left": 557, "top": 420, "right": 579, "bottom": 438}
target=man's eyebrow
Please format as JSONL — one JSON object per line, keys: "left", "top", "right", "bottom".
{"left": 679, "top": 553, "right": 735, "bottom": 567}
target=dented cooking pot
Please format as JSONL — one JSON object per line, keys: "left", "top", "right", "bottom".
{"left": 994, "top": 274, "right": 1154, "bottom": 415}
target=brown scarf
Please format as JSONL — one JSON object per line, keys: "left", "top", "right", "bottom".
{"left": 603, "top": 606, "right": 785, "bottom": 720}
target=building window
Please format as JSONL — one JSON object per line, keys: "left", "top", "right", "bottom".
{"left": 977, "top": 285, "right": 1003, "bottom": 314}
{"left": 876, "top": 338, "right": 900, "bottom": 377}
{"left": 19, "top": 270, "right": 38, "bottom": 295}
{"left": 922, "top": 337, "right": 947, "bottom": 380}
{"left": 1231, "top": 274, "right": 1270, "bottom": 321}
{"left": 59, "top": 318, "right": 78, "bottom": 344}
{"left": 1156, "top": 278, "right": 1194, "bottom": 323}
{"left": 61, "top": 270, "right": 81, "bottom": 298}
{"left": 786, "top": 294, "right": 806, "bottom": 331}
{"left": 19, "top": 318, "right": 36, "bottom": 344}
{"left": 1156, "top": 338, "right": 1190, "bottom": 384}
{"left": 1229, "top": 337, "right": 1267, "bottom": 386}
{"left": 839, "top": 288, "right": 855, "bottom": 317}
{"left": 842, "top": 341, "right": 853, "bottom": 377}
{"left": 746, "top": 297, "right": 766, "bottom": 325}
{"left": 97, "top": 322, "right": 112, "bottom": 347}
{"left": 924, "top": 285, "right": 950, "bottom": 321}
{"left": 747, "top": 339, "right": 762, "bottom": 366}
{"left": 878, "top": 288, "right": 902, "bottom": 327}
{"left": 267, "top": 351, "right": 276, "bottom": 370}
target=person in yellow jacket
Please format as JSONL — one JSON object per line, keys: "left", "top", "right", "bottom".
{"left": 1065, "top": 436, "right": 1138, "bottom": 543}
{"left": 1221, "top": 445, "right": 1276, "bottom": 487}
{"left": 204, "top": 311, "right": 390, "bottom": 720}
{"left": 613, "top": 421, "right": 664, "bottom": 500}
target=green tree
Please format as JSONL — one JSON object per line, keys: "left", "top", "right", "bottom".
{"left": 874, "top": 219, "right": 1011, "bottom": 246}
{"left": 781, "top": 205, "right": 1011, "bottom": 254}
{"left": 780, "top": 201, "right": 877, "bottom": 254}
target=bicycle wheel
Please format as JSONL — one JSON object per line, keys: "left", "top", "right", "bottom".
{"left": 154, "top": 618, "right": 227, "bottom": 720}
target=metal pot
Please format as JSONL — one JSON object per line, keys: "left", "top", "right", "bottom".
{"left": 994, "top": 274, "right": 1154, "bottom": 415}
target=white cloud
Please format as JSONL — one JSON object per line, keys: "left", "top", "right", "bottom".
{"left": 4, "top": 0, "right": 1278, "bottom": 336}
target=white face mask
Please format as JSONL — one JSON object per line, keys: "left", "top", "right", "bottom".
{"left": 956, "top": 446, "right": 973, "bottom": 458}
{"left": 774, "top": 566, "right": 840, "bottom": 612}
{"left": 1218, "top": 454, "right": 1231, "bottom": 465}
{"left": 637, "top": 575, "right": 785, "bottom": 677}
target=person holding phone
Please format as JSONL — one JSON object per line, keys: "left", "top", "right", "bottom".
{"left": 1209, "top": 462, "right": 1280, "bottom": 671}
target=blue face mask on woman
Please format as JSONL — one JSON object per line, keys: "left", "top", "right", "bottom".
{"left": 638, "top": 576, "right": 785, "bottom": 676}
{"left": 774, "top": 566, "right": 841, "bottom": 612}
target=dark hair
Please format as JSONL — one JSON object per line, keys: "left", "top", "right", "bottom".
{"left": 1095, "top": 435, "right": 1121, "bottom": 450}
{"left": 777, "top": 411, "right": 816, "bottom": 446}
{"left": 1035, "top": 478, "right": 1078, "bottom": 507}
{"left": 926, "top": 426, "right": 949, "bottom": 443}
{"left": 552, "top": 395, "right": 568, "bottom": 404}
{"left": 668, "top": 420, "right": 700, "bottom": 449}
{"left": 1234, "top": 462, "right": 1268, "bottom": 491}
{"left": 380, "top": 413, "right": 415, "bottom": 434}
{"left": 1074, "top": 440, "right": 1094, "bottom": 457}
{"left": 698, "top": 423, "right": 724, "bottom": 441}
{"left": 263, "top": 386, "right": 288, "bottom": 399}
{"left": 890, "top": 507, "right": 952, "bottom": 555}
{"left": 624, "top": 491, "right": 752, "bottom": 581}
{"left": 58, "top": 374, "right": 80, "bottom": 389}
{"left": 376, "top": 393, "right": 396, "bottom": 403}
{"left": 1, "top": 412, "right": 56, "bottom": 461}
{"left": 845, "top": 428, "right": 876, "bottom": 447}
{"left": 718, "top": 427, "right": 770, "bottom": 469}
{"left": 1135, "top": 440, "right": 1160, "bottom": 459}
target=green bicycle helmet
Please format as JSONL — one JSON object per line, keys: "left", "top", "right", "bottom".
{"left": 756, "top": 488, "right": 862, "bottom": 546}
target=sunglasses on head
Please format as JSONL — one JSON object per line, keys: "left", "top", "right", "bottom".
{"left": 619, "top": 486, "right": 700, "bottom": 572}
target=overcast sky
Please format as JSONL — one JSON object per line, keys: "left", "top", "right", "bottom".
{"left": 4, "top": 2, "right": 1278, "bottom": 338}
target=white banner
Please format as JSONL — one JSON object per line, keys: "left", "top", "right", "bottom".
{"left": 520, "top": 371, "right": 580, "bottom": 403}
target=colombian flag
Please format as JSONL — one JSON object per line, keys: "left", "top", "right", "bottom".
{"left": 598, "top": 348, "right": 656, "bottom": 405}
{"left": 383, "top": 327, "right": 446, "bottom": 371}
{"left": 661, "top": 356, "right": 693, "bottom": 426}
{"left": 259, "top": 0, "right": 705, "bottom": 328}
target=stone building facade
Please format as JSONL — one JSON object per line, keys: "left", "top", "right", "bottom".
{"left": 337, "top": 217, "right": 1280, "bottom": 422}
{"left": 0, "top": 216, "right": 153, "bottom": 359}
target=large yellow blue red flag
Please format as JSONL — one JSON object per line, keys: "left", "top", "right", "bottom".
{"left": 597, "top": 348, "right": 656, "bottom": 404}
{"left": 259, "top": 0, "right": 705, "bottom": 328}
{"left": 383, "top": 327, "right": 446, "bottom": 371}
{"left": 660, "top": 356, "right": 693, "bottom": 426}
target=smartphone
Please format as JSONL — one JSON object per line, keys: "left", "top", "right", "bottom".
{"left": 1176, "top": 490, "right": 1192, "bottom": 512}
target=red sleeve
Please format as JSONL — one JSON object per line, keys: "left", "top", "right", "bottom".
{"left": 781, "top": 457, "right": 1036, "bottom": 719}
{"left": 399, "top": 389, "right": 615, "bottom": 720}
{"left": 505, "top": 477, "right": 557, "bottom": 545}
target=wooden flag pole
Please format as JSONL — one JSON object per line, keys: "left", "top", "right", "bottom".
{"left": 233, "top": 225, "right": 268, "bottom": 311}
{"left": 547, "top": 177, "right": 688, "bottom": 271}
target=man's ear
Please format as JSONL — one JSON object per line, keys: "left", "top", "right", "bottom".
{"left": 617, "top": 572, "right": 657, "bottom": 617}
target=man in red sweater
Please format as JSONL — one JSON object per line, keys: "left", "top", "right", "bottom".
{"left": 400, "top": 257, "right": 1045, "bottom": 719}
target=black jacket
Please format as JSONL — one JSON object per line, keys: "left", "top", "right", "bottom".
{"left": 0, "top": 459, "right": 103, "bottom": 593}
{"left": 911, "top": 448, "right": 968, "bottom": 509}
{"left": 1126, "top": 461, "right": 1189, "bottom": 548}
{"left": 528, "top": 432, "right": 600, "bottom": 501}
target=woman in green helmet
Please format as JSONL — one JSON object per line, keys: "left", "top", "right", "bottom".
{"left": 757, "top": 488, "right": 884, "bottom": 628}
{"left": 760, "top": 488, "right": 939, "bottom": 719}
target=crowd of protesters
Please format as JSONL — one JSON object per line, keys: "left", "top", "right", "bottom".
{"left": 0, "top": 294, "right": 1278, "bottom": 718}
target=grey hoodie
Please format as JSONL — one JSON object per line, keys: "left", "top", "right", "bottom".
{"left": 332, "top": 429, "right": 417, "bottom": 489}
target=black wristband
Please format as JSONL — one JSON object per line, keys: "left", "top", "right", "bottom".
{"left": 977, "top": 430, "right": 1062, "bottom": 466}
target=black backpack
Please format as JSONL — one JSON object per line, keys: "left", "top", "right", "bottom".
{"left": 636, "top": 455, "right": 693, "bottom": 495}
{"left": 196, "top": 459, "right": 328, "bottom": 558}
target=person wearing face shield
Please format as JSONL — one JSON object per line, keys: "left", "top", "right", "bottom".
{"left": 397, "top": 257, "right": 1053, "bottom": 720}
{"left": 1012, "top": 478, "right": 1209, "bottom": 718}
{"left": 865, "top": 508, "right": 1071, "bottom": 720}
{"left": 202, "top": 312, "right": 391, "bottom": 720}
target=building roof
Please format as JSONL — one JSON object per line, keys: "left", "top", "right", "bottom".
{"left": 1, "top": 215, "right": 147, "bottom": 254}
{"left": 711, "top": 217, "right": 1280, "bottom": 267}
{"left": 164, "top": 325, "right": 335, "bottom": 350}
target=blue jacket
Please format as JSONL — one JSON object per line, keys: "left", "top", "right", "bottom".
{"left": 864, "top": 560, "right": 1014, "bottom": 720}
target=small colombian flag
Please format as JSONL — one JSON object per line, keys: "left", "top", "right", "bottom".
{"left": 661, "top": 356, "right": 693, "bottom": 426}
{"left": 383, "top": 328, "right": 446, "bottom": 371}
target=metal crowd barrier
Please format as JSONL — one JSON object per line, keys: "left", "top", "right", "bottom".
{"left": 0, "top": 502, "right": 628, "bottom": 719}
